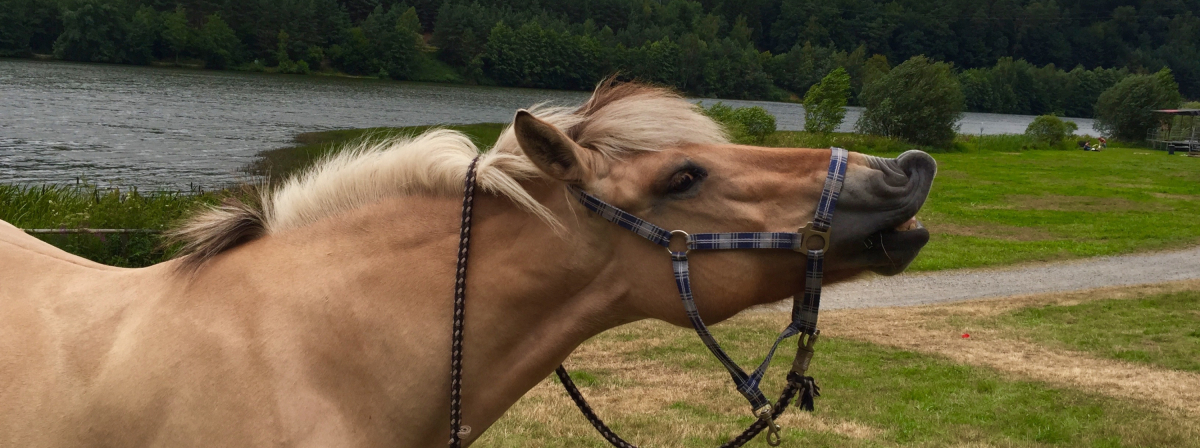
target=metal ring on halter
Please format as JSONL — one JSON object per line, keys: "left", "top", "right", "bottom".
{"left": 667, "top": 230, "right": 690, "bottom": 254}
{"left": 796, "top": 222, "right": 831, "bottom": 252}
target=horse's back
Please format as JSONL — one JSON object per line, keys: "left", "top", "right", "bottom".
{"left": 0, "top": 219, "right": 121, "bottom": 272}
{"left": 0, "top": 218, "right": 140, "bottom": 446}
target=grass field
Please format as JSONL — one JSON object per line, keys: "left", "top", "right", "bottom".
{"left": 481, "top": 285, "right": 1200, "bottom": 447}
{"left": 986, "top": 289, "right": 1200, "bottom": 372}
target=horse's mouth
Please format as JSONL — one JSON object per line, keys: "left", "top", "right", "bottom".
{"left": 865, "top": 215, "right": 930, "bottom": 276}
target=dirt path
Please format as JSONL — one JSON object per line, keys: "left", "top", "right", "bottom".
{"left": 759, "top": 245, "right": 1200, "bottom": 312}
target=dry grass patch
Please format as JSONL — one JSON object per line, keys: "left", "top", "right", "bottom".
{"left": 819, "top": 280, "right": 1200, "bottom": 417}
{"left": 481, "top": 320, "right": 881, "bottom": 447}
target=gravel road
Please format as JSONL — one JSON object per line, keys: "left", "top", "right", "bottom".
{"left": 758, "top": 246, "right": 1200, "bottom": 311}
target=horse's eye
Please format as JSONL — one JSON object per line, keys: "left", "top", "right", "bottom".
{"left": 666, "top": 167, "right": 705, "bottom": 195}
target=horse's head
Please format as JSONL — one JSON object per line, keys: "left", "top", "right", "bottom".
{"left": 505, "top": 90, "right": 934, "bottom": 326}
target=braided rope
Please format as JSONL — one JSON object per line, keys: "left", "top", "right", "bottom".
{"left": 449, "top": 156, "right": 481, "bottom": 447}
{"left": 556, "top": 366, "right": 803, "bottom": 448}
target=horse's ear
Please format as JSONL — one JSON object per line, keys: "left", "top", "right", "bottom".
{"left": 512, "top": 110, "right": 595, "bottom": 183}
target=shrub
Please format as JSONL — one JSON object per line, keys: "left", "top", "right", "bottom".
{"left": 1094, "top": 68, "right": 1183, "bottom": 141}
{"left": 803, "top": 67, "right": 851, "bottom": 133}
{"left": 857, "top": 55, "right": 965, "bottom": 147}
{"left": 701, "top": 103, "right": 776, "bottom": 143}
{"left": 733, "top": 106, "right": 777, "bottom": 143}
{"left": 1024, "top": 115, "right": 1079, "bottom": 148}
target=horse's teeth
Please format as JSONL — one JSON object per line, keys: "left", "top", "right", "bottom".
{"left": 895, "top": 217, "right": 919, "bottom": 232}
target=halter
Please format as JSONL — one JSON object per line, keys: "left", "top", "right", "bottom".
{"left": 449, "top": 147, "right": 849, "bottom": 447}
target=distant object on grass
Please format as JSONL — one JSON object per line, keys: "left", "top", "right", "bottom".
{"left": 1148, "top": 106, "right": 1200, "bottom": 156}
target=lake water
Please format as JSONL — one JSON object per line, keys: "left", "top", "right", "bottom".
{"left": 1, "top": 59, "right": 1099, "bottom": 190}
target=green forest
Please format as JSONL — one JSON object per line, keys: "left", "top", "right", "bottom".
{"left": 2, "top": 0, "right": 1198, "bottom": 117}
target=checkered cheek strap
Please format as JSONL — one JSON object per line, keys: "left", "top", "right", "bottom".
{"left": 569, "top": 147, "right": 848, "bottom": 412}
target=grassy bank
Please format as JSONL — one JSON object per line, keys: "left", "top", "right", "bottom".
{"left": 0, "top": 184, "right": 219, "bottom": 266}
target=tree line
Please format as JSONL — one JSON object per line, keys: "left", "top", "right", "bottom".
{"left": 1, "top": 0, "right": 1196, "bottom": 118}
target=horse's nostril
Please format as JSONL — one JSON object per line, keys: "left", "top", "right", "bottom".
{"left": 896, "top": 150, "right": 936, "bottom": 178}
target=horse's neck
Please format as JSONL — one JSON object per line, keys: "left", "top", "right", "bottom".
{"left": 201, "top": 185, "right": 631, "bottom": 443}
{"left": 437, "top": 184, "right": 636, "bottom": 438}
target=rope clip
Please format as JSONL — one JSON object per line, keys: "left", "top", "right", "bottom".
{"left": 792, "top": 329, "right": 821, "bottom": 375}
{"left": 754, "top": 405, "right": 783, "bottom": 446}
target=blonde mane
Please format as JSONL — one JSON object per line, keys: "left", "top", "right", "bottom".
{"left": 169, "top": 80, "right": 728, "bottom": 266}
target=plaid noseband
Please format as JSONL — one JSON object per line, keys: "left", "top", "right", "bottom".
{"left": 571, "top": 147, "right": 848, "bottom": 424}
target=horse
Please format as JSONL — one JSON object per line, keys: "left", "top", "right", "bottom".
{"left": 0, "top": 81, "right": 935, "bottom": 447}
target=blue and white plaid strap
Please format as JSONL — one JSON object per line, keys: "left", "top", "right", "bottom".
{"left": 571, "top": 188, "right": 673, "bottom": 247}
{"left": 570, "top": 147, "right": 849, "bottom": 412}
{"left": 813, "top": 147, "right": 848, "bottom": 232}
{"left": 672, "top": 250, "right": 808, "bottom": 410}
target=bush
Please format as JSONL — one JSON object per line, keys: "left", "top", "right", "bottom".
{"left": 733, "top": 106, "right": 777, "bottom": 143}
{"left": 701, "top": 103, "right": 776, "bottom": 143}
{"left": 857, "top": 55, "right": 965, "bottom": 147}
{"left": 1094, "top": 68, "right": 1184, "bottom": 141}
{"left": 803, "top": 67, "right": 851, "bottom": 133}
{"left": 1024, "top": 115, "right": 1079, "bottom": 148}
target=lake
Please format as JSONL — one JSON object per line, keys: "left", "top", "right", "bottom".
{"left": 1, "top": 59, "right": 1100, "bottom": 190}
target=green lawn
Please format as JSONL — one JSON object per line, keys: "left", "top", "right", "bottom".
{"left": 911, "top": 148, "right": 1200, "bottom": 270}
{"left": 985, "top": 290, "right": 1200, "bottom": 372}
{"left": 483, "top": 316, "right": 1200, "bottom": 447}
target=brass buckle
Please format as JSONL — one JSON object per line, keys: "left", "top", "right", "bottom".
{"left": 792, "top": 329, "right": 820, "bottom": 375}
{"left": 795, "top": 222, "right": 831, "bottom": 252}
{"left": 754, "top": 405, "right": 783, "bottom": 446}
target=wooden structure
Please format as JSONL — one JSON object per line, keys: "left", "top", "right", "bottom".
{"left": 1147, "top": 109, "right": 1200, "bottom": 156}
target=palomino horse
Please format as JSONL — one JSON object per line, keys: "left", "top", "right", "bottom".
{"left": 0, "top": 81, "right": 934, "bottom": 447}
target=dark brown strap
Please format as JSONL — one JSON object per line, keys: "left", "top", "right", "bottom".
{"left": 449, "top": 156, "right": 482, "bottom": 447}
{"left": 555, "top": 366, "right": 807, "bottom": 448}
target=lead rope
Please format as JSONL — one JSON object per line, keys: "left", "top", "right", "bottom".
{"left": 449, "top": 156, "right": 481, "bottom": 448}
